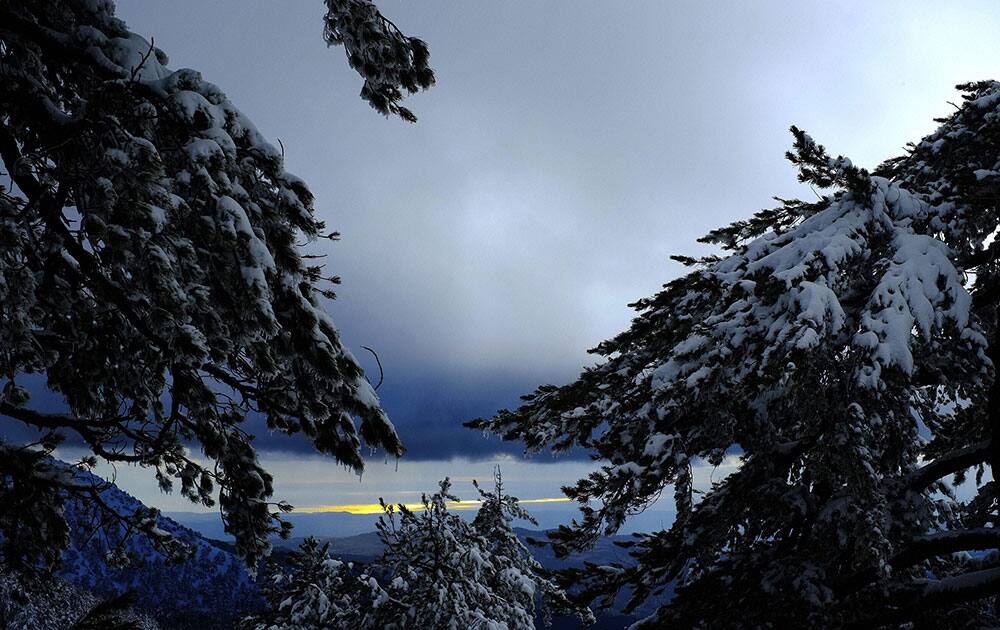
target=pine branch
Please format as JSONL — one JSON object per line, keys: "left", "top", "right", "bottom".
{"left": 905, "top": 440, "right": 991, "bottom": 491}
{"left": 847, "top": 566, "right": 1000, "bottom": 629}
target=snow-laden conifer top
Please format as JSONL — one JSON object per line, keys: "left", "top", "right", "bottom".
{"left": 472, "top": 84, "right": 1000, "bottom": 626}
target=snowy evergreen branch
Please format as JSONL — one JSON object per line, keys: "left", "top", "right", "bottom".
{"left": 0, "top": 0, "right": 429, "bottom": 573}
{"left": 322, "top": 0, "right": 435, "bottom": 121}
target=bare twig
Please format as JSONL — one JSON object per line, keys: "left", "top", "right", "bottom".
{"left": 361, "top": 345, "right": 384, "bottom": 390}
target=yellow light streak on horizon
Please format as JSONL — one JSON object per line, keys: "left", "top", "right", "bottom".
{"left": 296, "top": 497, "right": 571, "bottom": 515}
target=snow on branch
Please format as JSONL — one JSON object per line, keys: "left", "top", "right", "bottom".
{"left": 323, "top": 0, "right": 435, "bottom": 121}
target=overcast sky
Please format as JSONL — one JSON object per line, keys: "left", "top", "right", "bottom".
{"left": 96, "top": 0, "right": 1000, "bottom": 513}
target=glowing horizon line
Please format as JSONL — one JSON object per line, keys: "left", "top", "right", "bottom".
{"left": 295, "top": 497, "right": 571, "bottom": 515}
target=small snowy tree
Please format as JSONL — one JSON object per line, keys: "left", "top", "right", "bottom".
{"left": 242, "top": 537, "right": 364, "bottom": 630}
{"left": 471, "top": 83, "right": 1000, "bottom": 627}
{"left": 473, "top": 467, "right": 594, "bottom": 627}
{"left": 248, "top": 477, "right": 592, "bottom": 629}
{"left": 365, "top": 478, "right": 539, "bottom": 629}
{"left": 0, "top": 0, "right": 433, "bottom": 570}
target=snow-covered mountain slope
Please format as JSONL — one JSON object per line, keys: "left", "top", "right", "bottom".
{"left": 56, "top": 467, "right": 261, "bottom": 630}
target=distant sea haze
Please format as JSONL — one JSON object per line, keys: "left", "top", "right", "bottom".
{"left": 167, "top": 503, "right": 676, "bottom": 540}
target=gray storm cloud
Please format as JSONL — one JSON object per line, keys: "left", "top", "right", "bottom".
{"left": 112, "top": 0, "right": 1000, "bottom": 461}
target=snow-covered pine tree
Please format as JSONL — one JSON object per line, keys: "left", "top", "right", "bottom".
{"left": 363, "top": 479, "right": 550, "bottom": 629}
{"left": 247, "top": 476, "right": 592, "bottom": 629}
{"left": 472, "top": 467, "right": 594, "bottom": 627}
{"left": 470, "top": 85, "right": 1000, "bottom": 627}
{"left": 844, "top": 80, "right": 1000, "bottom": 627}
{"left": 365, "top": 479, "right": 536, "bottom": 629}
{"left": 0, "top": 0, "right": 433, "bottom": 570}
{"left": 242, "top": 537, "right": 365, "bottom": 630}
